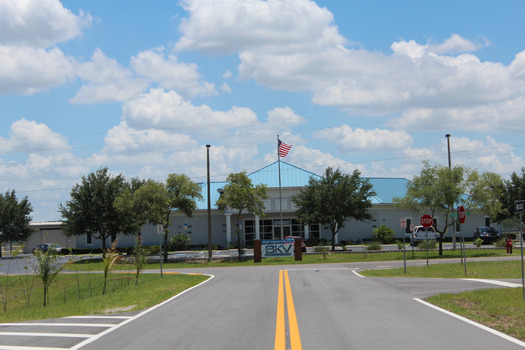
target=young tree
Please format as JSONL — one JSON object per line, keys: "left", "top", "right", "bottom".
{"left": 464, "top": 170, "right": 505, "bottom": 220}
{"left": 33, "top": 250, "right": 64, "bottom": 307}
{"left": 394, "top": 161, "right": 467, "bottom": 255}
{"left": 0, "top": 190, "right": 33, "bottom": 258}
{"left": 292, "top": 167, "right": 376, "bottom": 251}
{"left": 128, "top": 175, "right": 202, "bottom": 263}
{"left": 59, "top": 167, "right": 127, "bottom": 254}
{"left": 216, "top": 172, "right": 268, "bottom": 261}
{"left": 493, "top": 168, "right": 525, "bottom": 224}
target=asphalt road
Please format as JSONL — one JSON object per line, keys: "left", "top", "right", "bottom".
{"left": 1, "top": 258, "right": 524, "bottom": 350}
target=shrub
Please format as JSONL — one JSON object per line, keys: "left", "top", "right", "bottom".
{"left": 366, "top": 241, "right": 382, "bottom": 251}
{"left": 372, "top": 225, "right": 396, "bottom": 244}
{"left": 475, "top": 238, "right": 483, "bottom": 247}
{"left": 495, "top": 237, "right": 507, "bottom": 248}
{"left": 168, "top": 234, "right": 191, "bottom": 251}
{"left": 419, "top": 240, "right": 437, "bottom": 250}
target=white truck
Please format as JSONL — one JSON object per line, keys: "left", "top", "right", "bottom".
{"left": 410, "top": 226, "right": 438, "bottom": 246}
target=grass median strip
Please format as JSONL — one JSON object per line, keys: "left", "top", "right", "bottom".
{"left": 360, "top": 260, "right": 525, "bottom": 342}
{"left": 70, "top": 248, "right": 509, "bottom": 271}
{"left": 0, "top": 273, "right": 209, "bottom": 323}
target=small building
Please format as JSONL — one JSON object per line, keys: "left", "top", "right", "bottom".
{"left": 26, "top": 161, "right": 496, "bottom": 251}
{"left": 23, "top": 221, "right": 76, "bottom": 254}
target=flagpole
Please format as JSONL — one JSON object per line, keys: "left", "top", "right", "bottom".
{"left": 277, "top": 135, "right": 284, "bottom": 239}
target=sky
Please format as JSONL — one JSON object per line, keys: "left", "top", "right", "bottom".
{"left": 1, "top": 0, "right": 525, "bottom": 221}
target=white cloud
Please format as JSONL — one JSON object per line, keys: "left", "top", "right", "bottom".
{"left": 388, "top": 97, "right": 525, "bottom": 133}
{"left": 175, "top": 1, "right": 525, "bottom": 115}
{"left": 0, "top": 46, "right": 75, "bottom": 95}
{"left": 316, "top": 125, "right": 413, "bottom": 152}
{"left": 0, "top": 119, "right": 70, "bottom": 153}
{"left": 221, "top": 83, "right": 231, "bottom": 93}
{"left": 428, "top": 34, "right": 487, "bottom": 55}
{"left": 131, "top": 48, "right": 216, "bottom": 98}
{"left": 176, "top": 0, "right": 345, "bottom": 54}
{"left": 122, "top": 88, "right": 257, "bottom": 131}
{"left": 279, "top": 144, "right": 362, "bottom": 175}
{"left": 0, "top": 0, "right": 91, "bottom": 47}
{"left": 267, "top": 107, "right": 306, "bottom": 128}
{"left": 71, "top": 49, "right": 149, "bottom": 104}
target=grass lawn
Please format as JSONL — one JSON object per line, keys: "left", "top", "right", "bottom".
{"left": 0, "top": 272, "right": 209, "bottom": 323}
{"left": 70, "top": 248, "right": 509, "bottom": 271}
{"left": 361, "top": 260, "right": 525, "bottom": 342}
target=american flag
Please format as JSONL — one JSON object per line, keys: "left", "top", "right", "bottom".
{"left": 278, "top": 139, "right": 292, "bottom": 158}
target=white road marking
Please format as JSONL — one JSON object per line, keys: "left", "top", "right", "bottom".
{"left": 0, "top": 274, "right": 214, "bottom": 350}
{"left": 352, "top": 269, "right": 365, "bottom": 278}
{"left": 462, "top": 278, "right": 521, "bottom": 288}
{"left": 414, "top": 298, "right": 525, "bottom": 348}
{"left": 0, "top": 323, "right": 115, "bottom": 328}
{"left": 70, "top": 274, "right": 215, "bottom": 350}
{"left": 0, "top": 332, "right": 91, "bottom": 338}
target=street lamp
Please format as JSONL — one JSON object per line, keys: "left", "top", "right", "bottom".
{"left": 446, "top": 134, "right": 457, "bottom": 251}
{"left": 206, "top": 145, "right": 212, "bottom": 262}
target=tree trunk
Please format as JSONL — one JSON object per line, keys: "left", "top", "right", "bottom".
{"left": 163, "top": 229, "right": 169, "bottom": 263}
{"left": 101, "top": 236, "right": 107, "bottom": 257}
{"left": 331, "top": 230, "right": 336, "bottom": 251}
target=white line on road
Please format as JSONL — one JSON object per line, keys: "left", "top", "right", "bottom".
{"left": 70, "top": 274, "right": 215, "bottom": 350}
{"left": 0, "top": 323, "right": 115, "bottom": 328}
{"left": 414, "top": 298, "right": 525, "bottom": 348}
{"left": 351, "top": 269, "right": 365, "bottom": 278}
{"left": 0, "top": 332, "right": 91, "bottom": 338}
{"left": 66, "top": 316, "right": 131, "bottom": 320}
{"left": 462, "top": 278, "right": 521, "bottom": 288}
{"left": 0, "top": 347, "right": 69, "bottom": 350}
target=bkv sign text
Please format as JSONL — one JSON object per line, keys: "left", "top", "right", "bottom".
{"left": 262, "top": 239, "right": 294, "bottom": 258}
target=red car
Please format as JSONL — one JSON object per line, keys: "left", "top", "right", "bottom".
{"left": 285, "top": 236, "right": 307, "bottom": 252}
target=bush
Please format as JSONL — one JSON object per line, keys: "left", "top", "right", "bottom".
{"left": 419, "top": 240, "right": 437, "bottom": 250}
{"left": 168, "top": 234, "right": 191, "bottom": 251}
{"left": 475, "top": 238, "right": 483, "bottom": 247}
{"left": 495, "top": 237, "right": 507, "bottom": 248}
{"left": 372, "top": 225, "right": 396, "bottom": 244}
{"left": 366, "top": 241, "right": 382, "bottom": 251}
{"left": 305, "top": 238, "right": 330, "bottom": 247}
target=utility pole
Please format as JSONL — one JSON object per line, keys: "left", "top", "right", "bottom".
{"left": 207, "top": 145, "right": 212, "bottom": 262}
{"left": 446, "top": 134, "right": 457, "bottom": 250}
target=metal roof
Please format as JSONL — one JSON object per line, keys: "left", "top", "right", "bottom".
{"left": 196, "top": 161, "right": 408, "bottom": 210}
{"left": 247, "top": 161, "right": 319, "bottom": 188}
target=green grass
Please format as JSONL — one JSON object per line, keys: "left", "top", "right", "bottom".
{"left": 360, "top": 260, "right": 525, "bottom": 341}
{"left": 361, "top": 260, "right": 524, "bottom": 279}
{"left": 428, "top": 288, "right": 525, "bottom": 341}
{"left": 0, "top": 272, "right": 208, "bottom": 323}
{"left": 70, "top": 248, "right": 509, "bottom": 271}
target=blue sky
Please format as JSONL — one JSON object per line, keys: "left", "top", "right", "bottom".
{"left": 1, "top": 0, "right": 525, "bottom": 221}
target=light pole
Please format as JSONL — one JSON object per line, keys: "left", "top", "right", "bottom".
{"left": 206, "top": 145, "right": 212, "bottom": 262}
{"left": 446, "top": 134, "right": 457, "bottom": 251}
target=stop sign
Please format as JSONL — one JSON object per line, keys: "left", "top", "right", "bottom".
{"left": 420, "top": 214, "right": 433, "bottom": 228}
{"left": 458, "top": 206, "right": 466, "bottom": 224}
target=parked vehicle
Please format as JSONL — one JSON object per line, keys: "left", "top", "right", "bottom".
{"left": 410, "top": 226, "right": 438, "bottom": 246}
{"left": 473, "top": 227, "right": 499, "bottom": 244}
{"left": 32, "top": 243, "right": 70, "bottom": 255}
{"left": 285, "top": 236, "right": 307, "bottom": 252}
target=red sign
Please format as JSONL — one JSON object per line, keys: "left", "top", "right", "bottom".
{"left": 458, "top": 206, "right": 466, "bottom": 224}
{"left": 400, "top": 218, "right": 407, "bottom": 229}
{"left": 420, "top": 214, "right": 433, "bottom": 228}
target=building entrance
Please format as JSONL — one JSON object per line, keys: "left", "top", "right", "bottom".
{"left": 274, "top": 224, "right": 291, "bottom": 240}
